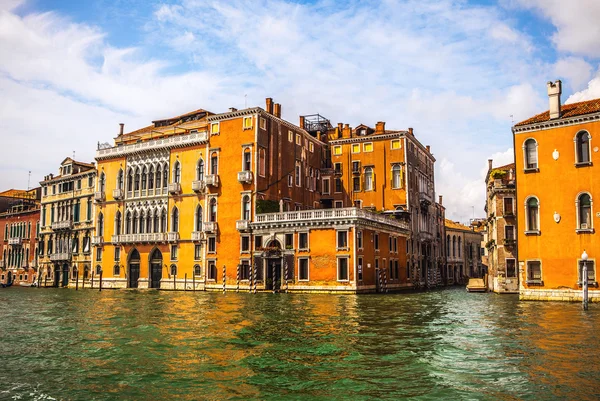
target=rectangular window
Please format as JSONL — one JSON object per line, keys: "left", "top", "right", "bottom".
{"left": 357, "top": 256, "right": 363, "bottom": 281}
{"left": 504, "top": 197, "right": 514, "bottom": 215}
{"left": 288, "top": 130, "right": 293, "bottom": 142}
{"left": 322, "top": 178, "right": 330, "bottom": 195}
{"left": 52, "top": 185, "right": 56, "bottom": 194}
{"left": 211, "top": 123, "right": 219, "bottom": 134}
{"left": 285, "top": 233, "right": 293, "bottom": 249}
{"left": 77, "top": 179, "right": 81, "bottom": 190}
{"left": 309, "top": 142, "right": 314, "bottom": 153}
{"left": 357, "top": 231, "right": 363, "bottom": 249}
{"left": 338, "top": 257, "right": 349, "bottom": 281}
{"left": 170, "top": 245, "right": 178, "bottom": 261}
{"left": 255, "top": 235, "right": 263, "bottom": 249}
{"left": 352, "top": 161, "right": 360, "bottom": 173}
{"left": 335, "top": 178, "right": 342, "bottom": 193}
{"left": 288, "top": 174, "right": 293, "bottom": 187}
{"left": 241, "top": 260, "right": 250, "bottom": 280}
{"left": 241, "top": 236, "right": 250, "bottom": 252}
{"left": 208, "top": 261, "right": 217, "bottom": 280}
{"left": 353, "top": 176, "right": 361, "bottom": 192}
{"left": 389, "top": 236, "right": 393, "bottom": 252}
{"left": 243, "top": 116, "right": 253, "bottom": 129}
{"left": 114, "top": 247, "right": 120, "bottom": 262}
{"left": 295, "top": 164, "right": 301, "bottom": 187}
{"left": 363, "top": 142, "right": 373, "bottom": 152}
{"left": 506, "top": 259, "right": 516, "bottom": 277}
{"left": 351, "top": 144, "right": 360, "bottom": 154}
{"left": 335, "top": 201, "right": 343, "bottom": 208}
{"left": 527, "top": 261, "right": 542, "bottom": 283}
{"left": 299, "top": 258, "right": 309, "bottom": 281}
{"left": 260, "top": 117, "right": 266, "bottom": 130}
{"left": 298, "top": 232, "right": 308, "bottom": 250}
{"left": 337, "top": 230, "right": 348, "bottom": 249}
{"left": 208, "top": 237, "right": 216, "bottom": 253}
{"left": 296, "top": 134, "right": 301, "bottom": 145}
{"left": 334, "top": 162, "right": 342, "bottom": 175}
{"left": 374, "top": 233, "right": 379, "bottom": 250}
{"left": 505, "top": 226, "right": 514, "bottom": 240}
{"left": 243, "top": 151, "right": 252, "bottom": 171}
{"left": 87, "top": 200, "right": 92, "bottom": 221}
{"left": 333, "top": 145, "right": 342, "bottom": 155}
{"left": 194, "top": 244, "right": 202, "bottom": 260}
{"left": 578, "top": 260, "right": 596, "bottom": 283}
{"left": 391, "top": 139, "right": 401, "bottom": 150}
{"left": 96, "top": 248, "right": 102, "bottom": 262}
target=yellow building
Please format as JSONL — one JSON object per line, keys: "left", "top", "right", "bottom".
{"left": 39, "top": 158, "right": 96, "bottom": 287}
{"left": 94, "top": 100, "right": 412, "bottom": 292}
{"left": 444, "top": 219, "right": 484, "bottom": 284}
{"left": 513, "top": 80, "right": 599, "bottom": 302}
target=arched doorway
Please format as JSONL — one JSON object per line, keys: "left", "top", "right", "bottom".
{"left": 128, "top": 249, "right": 140, "bottom": 288}
{"left": 265, "top": 240, "right": 282, "bottom": 291}
{"left": 6, "top": 271, "right": 12, "bottom": 285}
{"left": 53, "top": 264, "right": 60, "bottom": 287}
{"left": 62, "top": 263, "right": 69, "bottom": 287}
{"left": 149, "top": 248, "right": 163, "bottom": 289}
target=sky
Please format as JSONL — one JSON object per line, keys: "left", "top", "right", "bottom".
{"left": 2, "top": 0, "right": 600, "bottom": 223}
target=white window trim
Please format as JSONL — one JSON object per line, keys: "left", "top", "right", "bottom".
{"left": 259, "top": 117, "right": 266, "bottom": 130}
{"left": 334, "top": 201, "right": 343, "bottom": 208}
{"left": 505, "top": 258, "right": 517, "bottom": 277}
{"left": 337, "top": 255, "right": 350, "bottom": 282}
{"left": 322, "top": 177, "right": 330, "bottom": 195}
{"left": 363, "top": 142, "right": 373, "bottom": 152}
{"left": 522, "top": 137, "right": 538, "bottom": 171}
{"left": 575, "top": 191, "right": 594, "bottom": 232}
{"left": 211, "top": 122, "right": 220, "bottom": 135}
{"left": 391, "top": 139, "right": 401, "bottom": 150}
{"left": 296, "top": 133, "right": 301, "bottom": 145}
{"left": 391, "top": 165, "right": 402, "bottom": 189}
{"left": 207, "top": 235, "right": 217, "bottom": 254}
{"left": 240, "top": 192, "right": 252, "bottom": 221}
{"left": 503, "top": 196, "right": 515, "bottom": 215}
{"left": 206, "top": 259, "right": 217, "bottom": 281}
{"left": 243, "top": 116, "right": 253, "bottom": 130}
{"left": 351, "top": 144, "right": 360, "bottom": 154}
{"left": 524, "top": 195, "right": 540, "bottom": 234}
{"left": 298, "top": 257, "right": 310, "bottom": 281}
{"left": 356, "top": 230, "right": 364, "bottom": 251}
{"left": 240, "top": 235, "right": 251, "bottom": 254}
{"left": 336, "top": 229, "right": 349, "bottom": 251}
{"left": 573, "top": 130, "right": 592, "bottom": 164}
{"left": 241, "top": 146, "right": 253, "bottom": 172}
{"left": 526, "top": 259, "right": 543, "bottom": 284}
{"left": 239, "top": 258, "right": 251, "bottom": 281}
{"left": 298, "top": 231, "right": 310, "bottom": 251}
{"left": 333, "top": 145, "right": 342, "bottom": 156}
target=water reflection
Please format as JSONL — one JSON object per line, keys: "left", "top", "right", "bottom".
{"left": 0, "top": 288, "right": 598, "bottom": 400}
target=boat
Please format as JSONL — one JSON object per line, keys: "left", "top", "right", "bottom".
{"left": 1, "top": 281, "right": 13, "bottom": 288}
{"left": 466, "top": 278, "right": 486, "bottom": 292}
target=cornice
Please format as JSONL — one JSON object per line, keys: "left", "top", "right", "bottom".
{"left": 513, "top": 111, "right": 600, "bottom": 134}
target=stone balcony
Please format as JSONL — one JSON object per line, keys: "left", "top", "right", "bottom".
{"left": 113, "top": 188, "right": 124, "bottom": 200}
{"left": 192, "top": 180, "right": 206, "bottom": 193}
{"left": 8, "top": 237, "right": 22, "bottom": 246}
{"left": 92, "top": 236, "right": 104, "bottom": 245}
{"left": 236, "top": 220, "right": 250, "bottom": 232}
{"left": 50, "top": 252, "right": 71, "bottom": 261}
{"left": 237, "top": 171, "right": 253, "bottom": 184}
{"left": 167, "top": 232, "right": 180, "bottom": 242}
{"left": 94, "top": 191, "right": 106, "bottom": 202}
{"left": 113, "top": 233, "right": 167, "bottom": 243}
{"left": 191, "top": 231, "right": 204, "bottom": 242}
{"left": 203, "top": 221, "right": 218, "bottom": 233}
{"left": 168, "top": 182, "right": 182, "bottom": 195}
{"left": 52, "top": 220, "right": 73, "bottom": 231}
{"left": 205, "top": 174, "right": 219, "bottom": 187}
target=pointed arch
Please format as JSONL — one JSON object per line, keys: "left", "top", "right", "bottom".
{"left": 173, "top": 160, "right": 181, "bottom": 183}
{"left": 142, "top": 166, "right": 148, "bottom": 191}
{"left": 115, "top": 210, "right": 122, "bottom": 236}
{"left": 156, "top": 164, "right": 162, "bottom": 190}
{"left": 171, "top": 206, "right": 179, "bottom": 232}
{"left": 97, "top": 212, "right": 104, "bottom": 236}
{"left": 99, "top": 172, "right": 106, "bottom": 192}
{"left": 195, "top": 205, "right": 203, "bottom": 232}
{"left": 161, "top": 208, "right": 167, "bottom": 233}
{"left": 162, "top": 163, "right": 169, "bottom": 188}
{"left": 127, "top": 168, "right": 133, "bottom": 192}
{"left": 134, "top": 167, "right": 141, "bottom": 191}
{"left": 148, "top": 165, "right": 155, "bottom": 190}
{"left": 197, "top": 158, "right": 205, "bottom": 181}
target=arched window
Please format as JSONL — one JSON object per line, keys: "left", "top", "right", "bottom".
{"left": 134, "top": 168, "right": 141, "bottom": 191}
{"left": 163, "top": 163, "right": 168, "bottom": 188}
{"left": 526, "top": 197, "right": 539, "bottom": 232}
{"left": 146, "top": 212, "right": 152, "bottom": 234}
{"left": 392, "top": 165, "right": 401, "bottom": 189}
{"left": 133, "top": 211, "right": 139, "bottom": 234}
{"left": 171, "top": 207, "right": 179, "bottom": 232}
{"left": 127, "top": 168, "right": 133, "bottom": 192}
{"left": 148, "top": 166, "right": 154, "bottom": 189}
{"left": 211, "top": 153, "right": 218, "bottom": 175}
{"left": 524, "top": 139, "right": 538, "bottom": 169}
{"left": 99, "top": 172, "right": 106, "bottom": 192}
{"left": 446, "top": 234, "right": 450, "bottom": 255}
{"left": 153, "top": 210, "right": 160, "bottom": 233}
{"left": 364, "top": 167, "right": 374, "bottom": 191}
{"left": 195, "top": 205, "right": 203, "bottom": 232}
{"left": 452, "top": 236, "right": 456, "bottom": 257}
{"left": 139, "top": 211, "right": 145, "bottom": 234}
{"left": 242, "top": 195, "right": 251, "bottom": 220}
{"left": 117, "top": 169, "right": 124, "bottom": 190}
{"left": 97, "top": 213, "right": 104, "bottom": 236}
{"left": 194, "top": 264, "right": 201, "bottom": 276}
{"left": 156, "top": 166, "right": 162, "bottom": 189}
{"left": 209, "top": 198, "right": 217, "bottom": 222}
{"left": 575, "top": 131, "right": 591, "bottom": 164}
{"left": 173, "top": 161, "right": 181, "bottom": 183}
{"left": 161, "top": 209, "right": 167, "bottom": 233}
{"left": 578, "top": 193, "right": 592, "bottom": 229}
{"left": 197, "top": 159, "right": 205, "bottom": 181}
{"left": 125, "top": 211, "right": 131, "bottom": 234}
{"left": 243, "top": 149, "right": 251, "bottom": 171}
{"left": 141, "top": 167, "right": 148, "bottom": 191}
{"left": 458, "top": 237, "right": 462, "bottom": 257}
{"left": 115, "top": 211, "right": 122, "bottom": 236}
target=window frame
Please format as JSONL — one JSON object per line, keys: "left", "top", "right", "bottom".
{"left": 526, "top": 260, "right": 542, "bottom": 284}
{"left": 337, "top": 256, "right": 350, "bottom": 282}
{"left": 298, "top": 257, "right": 310, "bottom": 281}
{"left": 524, "top": 196, "right": 540, "bottom": 235}
{"left": 523, "top": 138, "right": 539, "bottom": 172}
{"left": 298, "top": 232, "right": 309, "bottom": 251}
{"left": 574, "top": 130, "right": 592, "bottom": 166}
{"left": 363, "top": 142, "right": 373, "bottom": 152}
{"left": 576, "top": 192, "right": 593, "bottom": 232}
{"left": 333, "top": 145, "right": 342, "bottom": 156}
{"left": 243, "top": 116, "right": 253, "bottom": 130}
{"left": 391, "top": 139, "right": 401, "bottom": 150}
{"left": 336, "top": 230, "right": 349, "bottom": 251}
{"left": 505, "top": 258, "right": 517, "bottom": 278}
{"left": 211, "top": 122, "right": 220, "bottom": 135}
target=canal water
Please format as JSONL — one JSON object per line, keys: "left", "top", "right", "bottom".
{"left": 0, "top": 287, "right": 598, "bottom": 401}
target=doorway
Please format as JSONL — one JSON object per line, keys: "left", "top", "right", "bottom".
{"left": 266, "top": 258, "right": 282, "bottom": 291}
{"left": 128, "top": 249, "right": 140, "bottom": 288}
{"left": 149, "top": 249, "right": 163, "bottom": 289}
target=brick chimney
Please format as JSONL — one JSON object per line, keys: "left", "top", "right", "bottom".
{"left": 488, "top": 159, "right": 493, "bottom": 171}
{"left": 438, "top": 195, "right": 443, "bottom": 205}
{"left": 547, "top": 80, "right": 562, "bottom": 120}
{"left": 273, "top": 103, "right": 281, "bottom": 118}
{"left": 299, "top": 116, "right": 305, "bottom": 129}
{"left": 408, "top": 127, "right": 414, "bottom": 136}
{"left": 426, "top": 145, "right": 430, "bottom": 153}
{"left": 375, "top": 121, "right": 385, "bottom": 134}
{"left": 343, "top": 124, "right": 351, "bottom": 138}
{"left": 265, "top": 98, "right": 273, "bottom": 114}
{"left": 119, "top": 123, "right": 124, "bottom": 136}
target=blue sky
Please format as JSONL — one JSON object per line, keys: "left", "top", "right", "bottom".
{"left": 2, "top": 0, "right": 600, "bottom": 221}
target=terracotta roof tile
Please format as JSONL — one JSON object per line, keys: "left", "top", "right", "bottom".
{"left": 445, "top": 219, "right": 472, "bottom": 231}
{"left": 515, "top": 98, "right": 600, "bottom": 126}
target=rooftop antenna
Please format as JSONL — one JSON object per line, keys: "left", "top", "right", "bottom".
{"left": 245, "top": 94, "right": 247, "bottom": 109}
{"left": 27, "top": 171, "right": 31, "bottom": 190}
{"left": 510, "top": 114, "right": 514, "bottom": 125}
{"left": 472, "top": 206, "right": 474, "bottom": 219}
{"left": 73, "top": 150, "right": 76, "bottom": 160}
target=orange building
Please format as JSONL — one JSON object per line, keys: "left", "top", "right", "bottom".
{"left": 513, "top": 80, "right": 599, "bottom": 302}
{"left": 0, "top": 188, "right": 41, "bottom": 286}
{"left": 93, "top": 100, "right": 416, "bottom": 292}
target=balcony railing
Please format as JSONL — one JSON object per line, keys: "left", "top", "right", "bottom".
{"left": 191, "top": 231, "right": 204, "bottom": 242}
{"left": 237, "top": 171, "right": 253, "bottom": 184}
{"left": 192, "top": 180, "right": 206, "bottom": 193}
{"left": 50, "top": 252, "right": 71, "bottom": 261}
{"left": 96, "top": 130, "right": 209, "bottom": 160}
{"left": 254, "top": 207, "right": 410, "bottom": 231}
{"left": 113, "top": 188, "right": 124, "bottom": 200}
{"left": 419, "top": 191, "right": 432, "bottom": 203}
{"left": 236, "top": 220, "right": 250, "bottom": 231}
{"left": 503, "top": 238, "right": 516, "bottom": 247}
{"left": 168, "top": 182, "right": 182, "bottom": 195}
{"left": 203, "top": 221, "right": 218, "bottom": 233}
{"left": 0, "top": 260, "right": 4, "bottom": 268}
{"left": 92, "top": 236, "right": 103, "bottom": 245}
{"left": 8, "top": 237, "right": 23, "bottom": 246}
{"left": 94, "top": 191, "right": 106, "bottom": 202}
{"left": 51, "top": 220, "right": 73, "bottom": 230}
{"left": 205, "top": 175, "right": 219, "bottom": 187}
{"left": 167, "top": 232, "right": 180, "bottom": 242}
{"left": 113, "top": 233, "right": 167, "bottom": 243}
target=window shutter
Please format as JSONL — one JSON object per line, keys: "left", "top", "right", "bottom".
{"left": 285, "top": 254, "right": 295, "bottom": 281}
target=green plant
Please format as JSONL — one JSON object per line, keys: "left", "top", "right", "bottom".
{"left": 490, "top": 169, "right": 507, "bottom": 179}
{"left": 256, "top": 199, "right": 280, "bottom": 214}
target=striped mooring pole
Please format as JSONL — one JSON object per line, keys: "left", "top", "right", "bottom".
{"left": 236, "top": 264, "right": 240, "bottom": 293}
{"left": 284, "top": 260, "right": 289, "bottom": 293}
{"left": 222, "top": 265, "right": 226, "bottom": 294}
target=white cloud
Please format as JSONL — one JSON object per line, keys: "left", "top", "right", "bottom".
{"left": 566, "top": 68, "right": 600, "bottom": 104}
{"left": 554, "top": 57, "right": 593, "bottom": 92}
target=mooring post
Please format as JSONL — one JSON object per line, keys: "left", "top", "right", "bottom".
{"left": 192, "top": 273, "right": 196, "bottom": 292}
{"left": 284, "top": 260, "right": 289, "bottom": 293}
{"left": 173, "top": 274, "right": 176, "bottom": 291}
{"left": 249, "top": 263, "right": 254, "bottom": 293}
{"left": 99, "top": 271, "right": 102, "bottom": 292}
{"left": 236, "top": 264, "right": 240, "bottom": 293}
{"left": 272, "top": 263, "right": 276, "bottom": 294}
{"left": 91, "top": 272, "right": 94, "bottom": 289}
{"left": 184, "top": 273, "right": 187, "bottom": 291}
{"left": 222, "top": 265, "right": 226, "bottom": 294}
{"left": 75, "top": 272, "right": 79, "bottom": 291}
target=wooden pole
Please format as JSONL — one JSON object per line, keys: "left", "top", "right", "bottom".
{"left": 75, "top": 270, "right": 79, "bottom": 291}
{"left": 173, "top": 273, "right": 176, "bottom": 291}
{"left": 192, "top": 273, "right": 195, "bottom": 292}
{"left": 184, "top": 273, "right": 187, "bottom": 291}
{"left": 99, "top": 271, "right": 102, "bottom": 292}
{"left": 91, "top": 272, "right": 94, "bottom": 289}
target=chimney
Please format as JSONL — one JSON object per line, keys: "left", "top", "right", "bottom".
{"left": 408, "top": 127, "right": 414, "bottom": 136}
{"left": 375, "top": 121, "right": 385, "bottom": 134}
{"left": 273, "top": 103, "right": 281, "bottom": 118}
{"left": 265, "top": 98, "right": 273, "bottom": 114}
{"left": 337, "top": 122, "right": 343, "bottom": 131}
{"left": 509, "top": 168, "right": 514, "bottom": 181}
{"left": 426, "top": 145, "right": 430, "bottom": 153}
{"left": 228, "top": 107, "right": 237, "bottom": 112}
{"left": 438, "top": 195, "right": 443, "bottom": 205}
{"left": 343, "top": 124, "right": 351, "bottom": 138}
{"left": 119, "top": 123, "right": 124, "bottom": 136}
{"left": 488, "top": 159, "right": 493, "bottom": 171}
{"left": 547, "top": 80, "right": 562, "bottom": 120}
{"left": 299, "top": 116, "right": 305, "bottom": 129}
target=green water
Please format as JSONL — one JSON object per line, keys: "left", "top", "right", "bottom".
{"left": 0, "top": 287, "right": 598, "bottom": 400}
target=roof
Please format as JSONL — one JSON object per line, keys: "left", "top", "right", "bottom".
{"left": 120, "top": 108, "right": 212, "bottom": 140}
{"left": 445, "top": 219, "right": 473, "bottom": 231}
{"left": 493, "top": 162, "right": 515, "bottom": 171}
{"left": 515, "top": 98, "right": 600, "bottom": 126}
